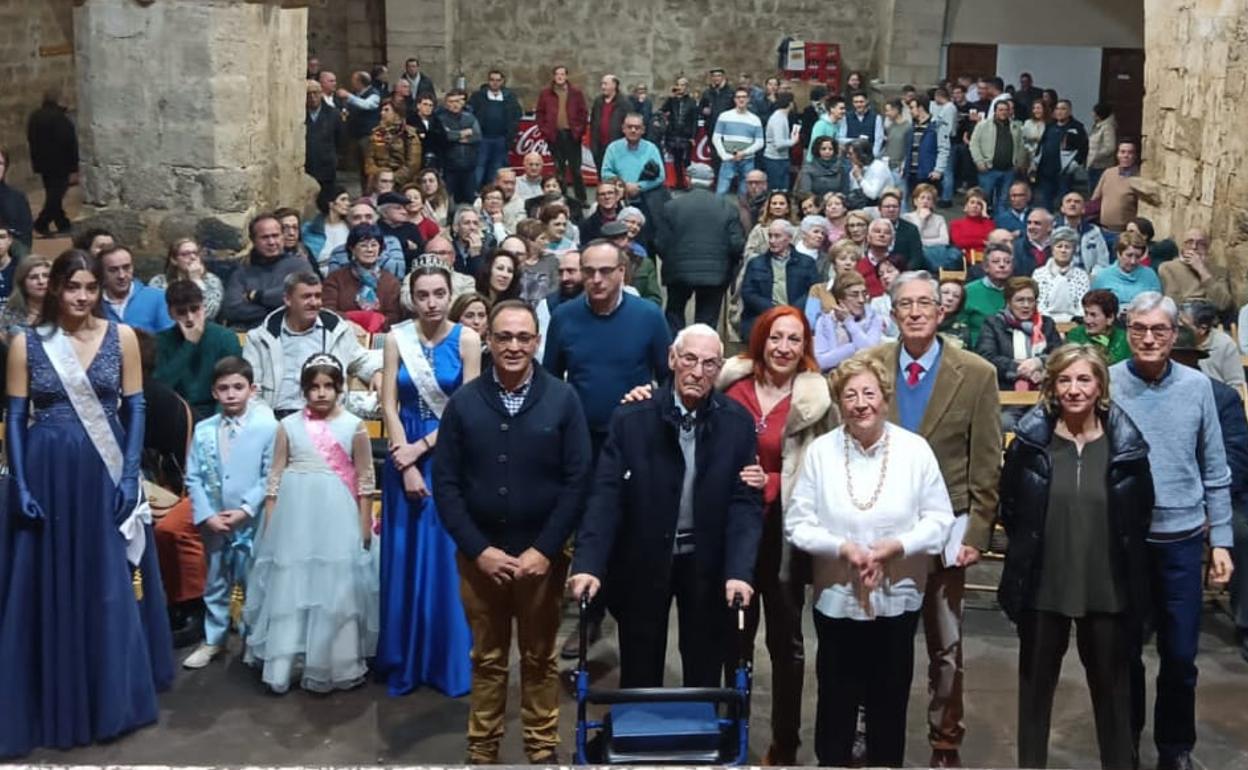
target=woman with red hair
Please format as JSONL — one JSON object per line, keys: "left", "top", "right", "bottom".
{"left": 721, "top": 304, "right": 835, "bottom": 765}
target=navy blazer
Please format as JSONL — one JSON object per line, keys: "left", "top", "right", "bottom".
{"left": 739, "top": 248, "right": 819, "bottom": 340}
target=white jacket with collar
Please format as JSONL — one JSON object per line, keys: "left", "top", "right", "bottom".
{"left": 243, "top": 308, "right": 383, "bottom": 408}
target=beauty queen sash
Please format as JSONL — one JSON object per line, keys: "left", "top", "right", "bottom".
{"left": 391, "top": 321, "right": 450, "bottom": 418}
{"left": 40, "top": 325, "right": 150, "bottom": 563}
{"left": 303, "top": 409, "right": 358, "bottom": 500}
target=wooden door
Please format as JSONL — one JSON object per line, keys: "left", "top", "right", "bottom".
{"left": 946, "top": 44, "right": 998, "bottom": 83}
{"left": 1099, "top": 48, "right": 1145, "bottom": 146}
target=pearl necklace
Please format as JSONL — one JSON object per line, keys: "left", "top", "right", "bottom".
{"left": 843, "top": 426, "right": 890, "bottom": 511}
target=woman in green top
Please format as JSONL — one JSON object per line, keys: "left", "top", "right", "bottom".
{"left": 1064, "top": 289, "right": 1131, "bottom": 364}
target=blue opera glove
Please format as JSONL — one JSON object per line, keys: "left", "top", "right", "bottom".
{"left": 6, "top": 396, "right": 44, "bottom": 521}
{"left": 114, "top": 391, "right": 146, "bottom": 526}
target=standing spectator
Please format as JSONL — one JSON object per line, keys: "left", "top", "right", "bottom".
{"left": 712, "top": 88, "right": 765, "bottom": 196}
{"left": 601, "top": 113, "right": 666, "bottom": 201}
{"left": 364, "top": 99, "right": 422, "bottom": 188}
{"left": 589, "top": 74, "right": 627, "bottom": 175}
{"left": 434, "top": 300, "right": 590, "bottom": 765}
{"left": 399, "top": 57, "right": 436, "bottom": 102}
{"left": 969, "top": 99, "right": 1025, "bottom": 215}
{"left": 903, "top": 95, "right": 950, "bottom": 200}
{"left": 660, "top": 76, "right": 698, "bottom": 190}
{"left": 318, "top": 70, "right": 341, "bottom": 111}
{"left": 1066, "top": 289, "right": 1132, "bottom": 364}
{"left": 305, "top": 80, "right": 341, "bottom": 191}
{"left": 1033, "top": 226, "right": 1091, "bottom": 322}
{"left": 1012, "top": 72, "right": 1044, "bottom": 116}
{"left": 838, "top": 90, "right": 886, "bottom": 158}
{"left": 1090, "top": 141, "right": 1142, "bottom": 238}
{"left": 785, "top": 352, "right": 955, "bottom": 768}
{"left": 468, "top": 70, "right": 522, "bottom": 190}
{"left": 656, "top": 162, "right": 745, "bottom": 331}
{"left": 411, "top": 95, "right": 448, "bottom": 172}
{"left": 1181, "top": 299, "right": 1245, "bottom": 388}
{"left": 567, "top": 325, "right": 762, "bottom": 688}
{"left": 1021, "top": 100, "right": 1049, "bottom": 174}
{"left": 536, "top": 66, "right": 589, "bottom": 202}
{"left": 740, "top": 219, "right": 819, "bottom": 339}
{"left": 338, "top": 71, "right": 383, "bottom": 182}
{"left": 0, "top": 148, "right": 33, "bottom": 250}
{"left": 931, "top": 87, "right": 959, "bottom": 206}
{"left": 977, "top": 276, "right": 1064, "bottom": 391}
{"left": 762, "top": 93, "right": 801, "bottom": 190}
{"left": 153, "top": 280, "right": 244, "bottom": 421}
{"left": 1086, "top": 103, "right": 1118, "bottom": 195}
{"left": 224, "top": 213, "right": 314, "bottom": 328}
{"left": 99, "top": 246, "right": 173, "bottom": 333}
{"left": 1035, "top": 99, "right": 1088, "bottom": 209}
{"left": 806, "top": 95, "right": 846, "bottom": 164}
{"left": 628, "top": 83, "right": 654, "bottom": 136}
{"left": 999, "top": 345, "right": 1151, "bottom": 770}
{"left": 1110, "top": 292, "right": 1234, "bottom": 770}
{"left": 149, "top": 238, "right": 225, "bottom": 320}
{"left": 698, "top": 68, "right": 736, "bottom": 172}
{"left": 866, "top": 270, "right": 1002, "bottom": 768}
{"left": 26, "top": 89, "right": 77, "bottom": 237}
{"left": 1159, "top": 227, "right": 1235, "bottom": 313}
{"left": 439, "top": 89, "right": 482, "bottom": 205}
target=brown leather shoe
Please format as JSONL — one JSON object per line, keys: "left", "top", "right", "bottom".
{"left": 930, "top": 748, "right": 963, "bottom": 767}
{"left": 762, "top": 745, "right": 797, "bottom": 766}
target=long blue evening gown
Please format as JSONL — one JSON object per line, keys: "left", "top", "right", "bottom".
{"left": 377, "top": 322, "right": 472, "bottom": 697}
{"left": 0, "top": 322, "right": 174, "bottom": 758}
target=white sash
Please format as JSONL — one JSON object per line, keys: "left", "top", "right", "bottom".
{"left": 40, "top": 325, "right": 150, "bottom": 563}
{"left": 392, "top": 321, "right": 451, "bottom": 419}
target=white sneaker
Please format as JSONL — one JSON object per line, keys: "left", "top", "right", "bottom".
{"left": 182, "top": 643, "right": 221, "bottom": 670}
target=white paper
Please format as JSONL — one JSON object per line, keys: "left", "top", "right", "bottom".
{"left": 942, "top": 514, "right": 969, "bottom": 568}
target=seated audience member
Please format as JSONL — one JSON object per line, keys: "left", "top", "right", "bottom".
{"left": 805, "top": 239, "right": 863, "bottom": 329}
{"left": 401, "top": 184, "right": 442, "bottom": 243}
{"left": 223, "top": 213, "right": 314, "bottom": 329}
{"left": 1053, "top": 192, "right": 1110, "bottom": 274}
{"left": 539, "top": 201, "right": 577, "bottom": 252}
{"left": 795, "top": 215, "right": 831, "bottom": 260}
{"left": 448, "top": 291, "right": 490, "bottom": 339}
{"left": 1181, "top": 300, "right": 1245, "bottom": 388}
{"left": 1089, "top": 140, "right": 1141, "bottom": 236}
{"left": 845, "top": 137, "right": 893, "bottom": 207}
{"left": 322, "top": 224, "right": 403, "bottom": 332}
{"left": 904, "top": 183, "right": 960, "bottom": 270}
{"left": 1090, "top": 230, "right": 1161, "bottom": 308}
{"left": 376, "top": 191, "right": 428, "bottom": 267}
{"left": 1011, "top": 207, "right": 1053, "bottom": 277}
{"left": 1126, "top": 216, "right": 1177, "bottom": 268}
{"left": 814, "top": 271, "right": 884, "bottom": 371}
{"left": 301, "top": 186, "right": 352, "bottom": 271}
{"left": 746, "top": 191, "right": 796, "bottom": 259}
{"left": 535, "top": 248, "right": 583, "bottom": 362}
{"left": 977, "top": 276, "right": 1063, "bottom": 391}
{"left": 796, "top": 136, "right": 848, "bottom": 197}
{"left": 857, "top": 218, "right": 901, "bottom": 297}
{"left": 475, "top": 248, "right": 522, "bottom": 306}
{"left": 154, "top": 280, "right": 244, "bottom": 421}
{"left": 99, "top": 245, "right": 174, "bottom": 333}
{"left": 477, "top": 182, "right": 511, "bottom": 242}
{"left": 1033, "top": 227, "right": 1090, "bottom": 323}
{"left": 937, "top": 278, "right": 972, "bottom": 348}
{"left": 870, "top": 257, "right": 902, "bottom": 337}
{"left": 0, "top": 224, "right": 19, "bottom": 311}
{"left": 741, "top": 219, "right": 819, "bottom": 339}
{"left": 1159, "top": 227, "right": 1235, "bottom": 313}
{"left": 275, "top": 207, "right": 314, "bottom": 264}
{"left": 418, "top": 168, "right": 452, "bottom": 226}
{"left": 450, "top": 205, "right": 497, "bottom": 277}
{"left": 150, "top": 238, "right": 225, "bottom": 320}
{"left": 0, "top": 254, "right": 50, "bottom": 341}
{"left": 1066, "top": 289, "right": 1131, "bottom": 364}
{"left": 876, "top": 190, "right": 924, "bottom": 270}
{"left": 949, "top": 187, "right": 995, "bottom": 262}
{"left": 72, "top": 226, "right": 117, "bottom": 257}
{"left": 324, "top": 199, "right": 406, "bottom": 277}
{"left": 524, "top": 175, "right": 587, "bottom": 226}
{"left": 993, "top": 180, "right": 1033, "bottom": 236}
{"left": 959, "top": 242, "right": 1014, "bottom": 348}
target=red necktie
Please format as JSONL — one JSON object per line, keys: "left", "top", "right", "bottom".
{"left": 905, "top": 362, "right": 924, "bottom": 387}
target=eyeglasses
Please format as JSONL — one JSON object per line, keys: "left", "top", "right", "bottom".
{"left": 677, "top": 353, "right": 724, "bottom": 374}
{"left": 1127, "top": 323, "right": 1174, "bottom": 339}
{"left": 844, "top": 290, "right": 869, "bottom": 300}
{"left": 491, "top": 332, "right": 537, "bottom": 346}
{"left": 894, "top": 298, "right": 938, "bottom": 311}
{"left": 581, "top": 265, "right": 622, "bottom": 278}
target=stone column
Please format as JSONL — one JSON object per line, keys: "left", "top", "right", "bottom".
{"left": 876, "top": 0, "right": 947, "bottom": 87}
{"left": 73, "top": 0, "right": 310, "bottom": 253}
{"left": 385, "top": 0, "right": 454, "bottom": 93}
{"left": 1140, "top": 0, "right": 1248, "bottom": 288}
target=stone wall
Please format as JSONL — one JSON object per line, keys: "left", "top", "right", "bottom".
{"left": 386, "top": 0, "right": 883, "bottom": 106}
{"left": 74, "top": 0, "right": 312, "bottom": 252}
{"left": 308, "top": 0, "right": 386, "bottom": 77}
{"left": 0, "top": 0, "right": 76, "bottom": 188}
{"left": 1139, "top": 0, "right": 1248, "bottom": 293}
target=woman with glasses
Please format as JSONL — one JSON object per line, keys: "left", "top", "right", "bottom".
{"left": 150, "top": 237, "right": 224, "bottom": 320}
{"left": 977, "top": 277, "right": 1064, "bottom": 415}
{"left": 814, "top": 271, "right": 885, "bottom": 371}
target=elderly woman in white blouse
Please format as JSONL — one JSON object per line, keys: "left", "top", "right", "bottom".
{"left": 785, "top": 352, "right": 954, "bottom": 769}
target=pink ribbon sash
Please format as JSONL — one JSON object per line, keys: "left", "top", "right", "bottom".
{"left": 303, "top": 409, "right": 358, "bottom": 500}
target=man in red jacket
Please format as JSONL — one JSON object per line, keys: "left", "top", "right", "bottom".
{"left": 535, "top": 65, "right": 589, "bottom": 202}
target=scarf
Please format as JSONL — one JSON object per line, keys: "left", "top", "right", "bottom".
{"left": 1000, "top": 309, "right": 1047, "bottom": 354}
{"left": 352, "top": 262, "right": 381, "bottom": 311}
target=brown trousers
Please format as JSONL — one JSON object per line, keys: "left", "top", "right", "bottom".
{"left": 153, "top": 497, "right": 206, "bottom": 605}
{"left": 923, "top": 564, "right": 966, "bottom": 749}
{"left": 457, "top": 551, "right": 568, "bottom": 762}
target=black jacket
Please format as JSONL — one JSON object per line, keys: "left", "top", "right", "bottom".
{"left": 660, "top": 94, "right": 698, "bottom": 141}
{"left": 976, "top": 312, "right": 1065, "bottom": 388}
{"left": 467, "top": 85, "right": 523, "bottom": 143}
{"left": 26, "top": 101, "right": 78, "bottom": 178}
{"left": 589, "top": 95, "right": 628, "bottom": 155}
{"left": 1210, "top": 376, "right": 1248, "bottom": 497}
{"left": 412, "top": 114, "right": 448, "bottom": 168}
{"left": 305, "top": 105, "right": 341, "bottom": 183}
{"left": 434, "top": 366, "right": 591, "bottom": 560}
{"left": 656, "top": 188, "right": 745, "bottom": 287}
{"left": 998, "top": 404, "right": 1153, "bottom": 626}
{"left": 571, "top": 386, "right": 763, "bottom": 615}
{"left": 698, "top": 85, "right": 736, "bottom": 135}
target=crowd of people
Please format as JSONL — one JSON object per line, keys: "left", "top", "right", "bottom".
{"left": 0, "top": 55, "right": 1244, "bottom": 770}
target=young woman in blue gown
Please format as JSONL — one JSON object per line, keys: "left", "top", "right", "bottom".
{"left": 0, "top": 248, "right": 173, "bottom": 758}
{"left": 376, "top": 257, "right": 481, "bottom": 696}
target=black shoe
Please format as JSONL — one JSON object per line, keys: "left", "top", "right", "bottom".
{"left": 54, "top": 219, "right": 72, "bottom": 234}
{"left": 560, "top": 619, "right": 601, "bottom": 660}
{"left": 33, "top": 224, "right": 53, "bottom": 239}
{"left": 1157, "top": 752, "right": 1193, "bottom": 770}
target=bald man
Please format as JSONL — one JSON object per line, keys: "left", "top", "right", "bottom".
{"left": 516, "top": 152, "right": 546, "bottom": 200}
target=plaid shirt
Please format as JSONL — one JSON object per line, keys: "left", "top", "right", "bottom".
{"left": 493, "top": 367, "right": 534, "bottom": 416}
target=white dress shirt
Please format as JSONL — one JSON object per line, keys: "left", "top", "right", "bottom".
{"left": 785, "top": 422, "right": 954, "bottom": 620}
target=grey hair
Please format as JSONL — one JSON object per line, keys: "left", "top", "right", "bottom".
{"left": 1050, "top": 226, "right": 1079, "bottom": 244}
{"left": 889, "top": 270, "right": 940, "bottom": 305}
{"left": 1124, "top": 291, "right": 1178, "bottom": 325}
{"left": 451, "top": 205, "right": 480, "bottom": 230}
{"left": 799, "top": 214, "right": 832, "bottom": 234}
{"left": 618, "top": 206, "right": 646, "bottom": 226}
{"left": 672, "top": 323, "right": 724, "bottom": 356}
{"left": 868, "top": 217, "right": 895, "bottom": 235}
{"left": 283, "top": 269, "right": 321, "bottom": 295}
{"left": 1030, "top": 208, "right": 1053, "bottom": 225}
{"left": 767, "top": 219, "right": 797, "bottom": 238}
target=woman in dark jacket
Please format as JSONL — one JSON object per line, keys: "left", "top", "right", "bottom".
{"left": 796, "top": 136, "right": 847, "bottom": 197}
{"left": 977, "top": 276, "right": 1064, "bottom": 390}
{"left": 998, "top": 343, "right": 1152, "bottom": 770}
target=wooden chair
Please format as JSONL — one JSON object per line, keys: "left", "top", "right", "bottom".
{"left": 938, "top": 268, "right": 967, "bottom": 283}
{"left": 998, "top": 390, "right": 1040, "bottom": 407}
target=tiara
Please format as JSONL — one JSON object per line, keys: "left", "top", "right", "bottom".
{"left": 411, "top": 253, "right": 452, "bottom": 274}
{"left": 302, "top": 353, "right": 344, "bottom": 374}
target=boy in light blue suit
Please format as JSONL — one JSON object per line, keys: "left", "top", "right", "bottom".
{"left": 182, "top": 356, "right": 279, "bottom": 669}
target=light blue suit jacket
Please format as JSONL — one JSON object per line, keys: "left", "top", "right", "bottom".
{"left": 186, "top": 401, "right": 279, "bottom": 526}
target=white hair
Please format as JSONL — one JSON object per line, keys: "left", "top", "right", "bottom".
{"left": 800, "top": 215, "right": 831, "bottom": 234}
{"left": 672, "top": 323, "right": 724, "bottom": 355}
{"left": 768, "top": 219, "right": 797, "bottom": 238}
{"left": 889, "top": 270, "right": 940, "bottom": 304}
{"left": 618, "top": 206, "right": 646, "bottom": 226}
{"left": 1124, "top": 291, "right": 1178, "bottom": 325}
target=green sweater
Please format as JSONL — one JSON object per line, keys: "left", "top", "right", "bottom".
{"left": 1065, "top": 324, "right": 1131, "bottom": 365}
{"left": 959, "top": 278, "right": 1005, "bottom": 348}
{"left": 154, "top": 322, "right": 243, "bottom": 420}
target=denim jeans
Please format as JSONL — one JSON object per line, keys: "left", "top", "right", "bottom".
{"left": 761, "top": 157, "right": 790, "bottom": 191}
{"left": 977, "top": 169, "right": 1013, "bottom": 216}
{"left": 474, "top": 136, "right": 509, "bottom": 189}
{"left": 716, "top": 156, "right": 755, "bottom": 196}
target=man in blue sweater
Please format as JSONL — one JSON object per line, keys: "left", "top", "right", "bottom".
{"left": 435, "top": 299, "right": 591, "bottom": 765}
{"left": 1109, "top": 292, "right": 1234, "bottom": 770}
{"left": 467, "top": 70, "right": 522, "bottom": 191}
{"left": 100, "top": 246, "right": 173, "bottom": 333}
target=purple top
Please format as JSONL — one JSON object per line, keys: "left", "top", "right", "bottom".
{"left": 814, "top": 305, "right": 883, "bottom": 371}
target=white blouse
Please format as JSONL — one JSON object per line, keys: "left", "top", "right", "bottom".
{"left": 785, "top": 422, "right": 954, "bottom": 620}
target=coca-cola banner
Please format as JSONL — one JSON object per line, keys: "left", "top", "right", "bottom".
{"left": 508, "top": 114, "right": 712, "bottom": 190}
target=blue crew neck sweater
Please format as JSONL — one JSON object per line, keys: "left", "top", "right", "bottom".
{"left": 542, "top": 293, "right": 672, "bottom": 434}
{"left": 1109, "top": 360, "right": 1233, "bottom": 546}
